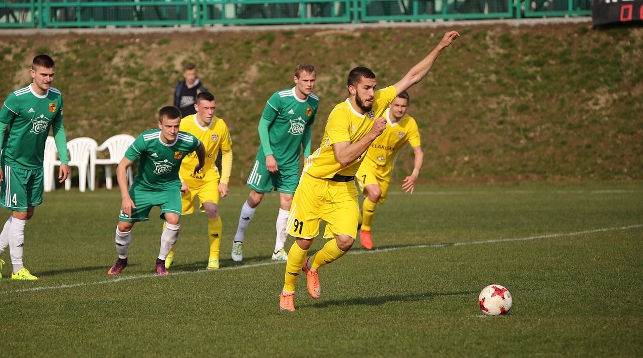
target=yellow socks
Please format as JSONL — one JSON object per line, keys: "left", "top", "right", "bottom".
{"left": 208, "top": 217, "right": 222, "bottom": 260}
{"left": 283, "top": 242, "right": 308, "bottom": 293}
{"left": 360, "top": 198, "right": 377, "bottom": 231}
{"left": 310, "top": 239, "right": 346, "bottom": 271}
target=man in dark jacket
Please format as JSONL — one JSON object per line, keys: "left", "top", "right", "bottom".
{"left": 174, "top": 62, "right": 208, "bottom": 117}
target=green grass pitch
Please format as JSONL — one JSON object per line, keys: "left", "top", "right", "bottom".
{"left": 0, "top": 182, "right": 641, "bottom": 357}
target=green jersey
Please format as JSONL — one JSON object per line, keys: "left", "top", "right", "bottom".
{"left": 256, "top": 87, "right": 318, "bottom": 168}
{"left": 0, "top": 85, "right": 67, "bottom": 169}
{"left": 125, "top": 129, "right": 201, "bottom": 191}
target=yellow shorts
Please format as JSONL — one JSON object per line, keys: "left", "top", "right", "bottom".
{"left": 181, "top": 178, "right": 220, "bottom": 215}
{"left": 287, "top": 173, "right": 359, "bottom": 240}
{"left": 356, "top": 164, "right": 390, "bottom": 204}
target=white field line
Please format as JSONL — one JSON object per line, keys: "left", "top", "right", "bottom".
{"left": 386, "top": 189, "right": 641, "bottom": 196}
{"left": 352, "top": 224, "right": 643, "bottom": 255}
{"left": 61, "top": 188, "right": 642, "bottom": 200}
{"left": 2, "top": 224, "right": 641, "bottom": 295}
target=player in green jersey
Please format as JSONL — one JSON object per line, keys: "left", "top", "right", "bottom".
{"left": 231, "top": 64, "right": 319, "bottom": 263}
{"left": 0, "top": 54, "right": 70, "bottom": 280}
{"left": 107, "top": 106, "right": 205, "bottom": 276}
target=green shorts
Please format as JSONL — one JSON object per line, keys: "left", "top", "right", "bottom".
{"left": 245, "top": 159, "right": 300, "bottom": 195}
{"left": 119, "top": 185, "right": 182, "bottom": 222}
{"left": 1, "top": 165, "right": 44, "bottom": 212}
{"left": 287, "top": 173, "right": 359, "bottom": 240}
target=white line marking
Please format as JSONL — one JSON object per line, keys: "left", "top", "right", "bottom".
{"left": 62, "top": 188, "right": 642, "bottom": 200}
{"left": 387, "top": 189, "right": 641, "bottom": 196}
{"left": 3, "top": 224, "right": 641, "bottom": 294}
{"left": 353, "top": 224, "right": 643, "bottom": 254}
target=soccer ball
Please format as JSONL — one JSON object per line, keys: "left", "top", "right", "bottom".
{"left": 478, "top": 284, "right": 512, "bottom": 316}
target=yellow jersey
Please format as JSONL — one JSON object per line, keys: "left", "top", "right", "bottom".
{"left": 360, "top": 108, "right": 421, "bottom": 179}
{"left": 178, "top": 114, "right": 232, "bottom": 184}
{"left": 303, "top": 86, "right": 397, "bottom": 178}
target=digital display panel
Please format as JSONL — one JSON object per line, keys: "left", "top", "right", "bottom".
{"left": 593, "top": 0, "right": 643, "bottom": 26}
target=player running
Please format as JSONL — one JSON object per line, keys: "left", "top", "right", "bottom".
{"left": 165, "top": 92, "right": 233, "bottom": 270}
{"left": 356, "top": 91, "right": 423, "bottom": 249}
{"left": 279, "top": 31, "right": 460, "bottom": 311}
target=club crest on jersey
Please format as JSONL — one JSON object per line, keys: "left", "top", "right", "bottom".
{"left": 377, "top": 155, "right": 385, "bottom": 163}
{"left": 306, "top": 107, "right": 312, "bottom": 117}
{"left": 398, "top": 131, "right": 405, "bottom": 139}
{"left": 153, "top": 159, "right": 174, "bottom": 175}
{"left": 288, "top": 117, "right": 306, "bottom": 136}
{"left": 49, "top": 103, "right": 56, "bottom": 112}
{"left": 30, "top": 114, "right": 50, "bottom": 135}
{"left": 211, "top": 134, "right": 219, "bottom": 142}
{"left": 174, "top": 151, "right": 183, "bottom": 159}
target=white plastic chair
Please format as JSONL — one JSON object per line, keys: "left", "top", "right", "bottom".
{"left": 43, "top": 136, "right": 58, "bottom": 192}
{"left": 93, "top": 134, "right": 135, "bottom": 190}
{"left": 60, "top": 137, "right": 98, "bottom": 192}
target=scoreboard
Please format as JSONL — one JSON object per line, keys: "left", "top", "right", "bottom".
{"left": 593, "top": 0, "right": 643, "bottom": 26}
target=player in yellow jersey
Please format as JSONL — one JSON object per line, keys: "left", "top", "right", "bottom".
{"left": 356, "top": 91, "right": 423, "bottom": 250}
{"left": 165, "top": 92, "right": 233, "bottom": 270}
{"left": 279, "top": 30, "right": 461, "bottom": 311}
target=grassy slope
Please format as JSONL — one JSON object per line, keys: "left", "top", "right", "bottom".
{"left": 0, "top": 21, "right": 641, "bottom": 184}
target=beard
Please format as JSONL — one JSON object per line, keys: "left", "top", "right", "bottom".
{"left": 355, "top": 93, "right": 373, "bottom": 112}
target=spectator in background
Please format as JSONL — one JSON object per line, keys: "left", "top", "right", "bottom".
{"left": 174, "top": 62, "right": 208, "bottom": 117}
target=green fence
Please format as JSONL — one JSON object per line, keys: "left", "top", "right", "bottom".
{"left": 0, "top": 0, "right": 591, "bottom": 29}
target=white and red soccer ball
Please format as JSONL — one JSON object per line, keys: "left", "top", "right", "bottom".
{"left": 478, "top": 284, "right": 512, "bottom": 316}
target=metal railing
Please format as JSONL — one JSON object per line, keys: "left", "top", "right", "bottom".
{"left": 0, "top": 0, "right": 592, "bottom": 29}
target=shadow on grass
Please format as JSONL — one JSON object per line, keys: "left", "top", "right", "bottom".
{"left": 36, "top": 263, "right": 145, "bottom": 277}
{"left": 308, "top": 290, "right": 476, "bottom": 309}
{"left": 169, "top": 253, "right": 282, "bottom": 271}
{"left": 168, "top": 258, "right": 260, "bottom": 271}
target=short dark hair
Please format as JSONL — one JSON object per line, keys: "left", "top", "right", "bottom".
{"left": 196, "top": 91, "right": 215, "bottom": 102}
{"left": 183, "top": 61, "right": 197, "bottom": 71}
{"left": 158, "top": 106, "right": 182, "bottom": 122}
{"left": 295, "top": 64, "right": 315, "bottom": 78}
{"left": 32, "top": 54, "right": 55, "bottom": 69}
{"left": 397, "top": 91, "right": 410, "bottom": 102}
{"left": 347, "top": 66, "right": 376, "bottom": 87}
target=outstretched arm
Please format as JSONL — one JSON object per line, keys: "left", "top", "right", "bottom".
{"left": 393, "top": 31, "right": 460, "bottom": 94}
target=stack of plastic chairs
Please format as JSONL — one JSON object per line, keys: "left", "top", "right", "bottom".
{"left": 44, "top": 135, "right": 134, "bottom": 192}
{"left": 43, "top": 136, "right": 57, "bottom": 192}
{"left": 93, "top": 134, "right": 135, "bottom": 190}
